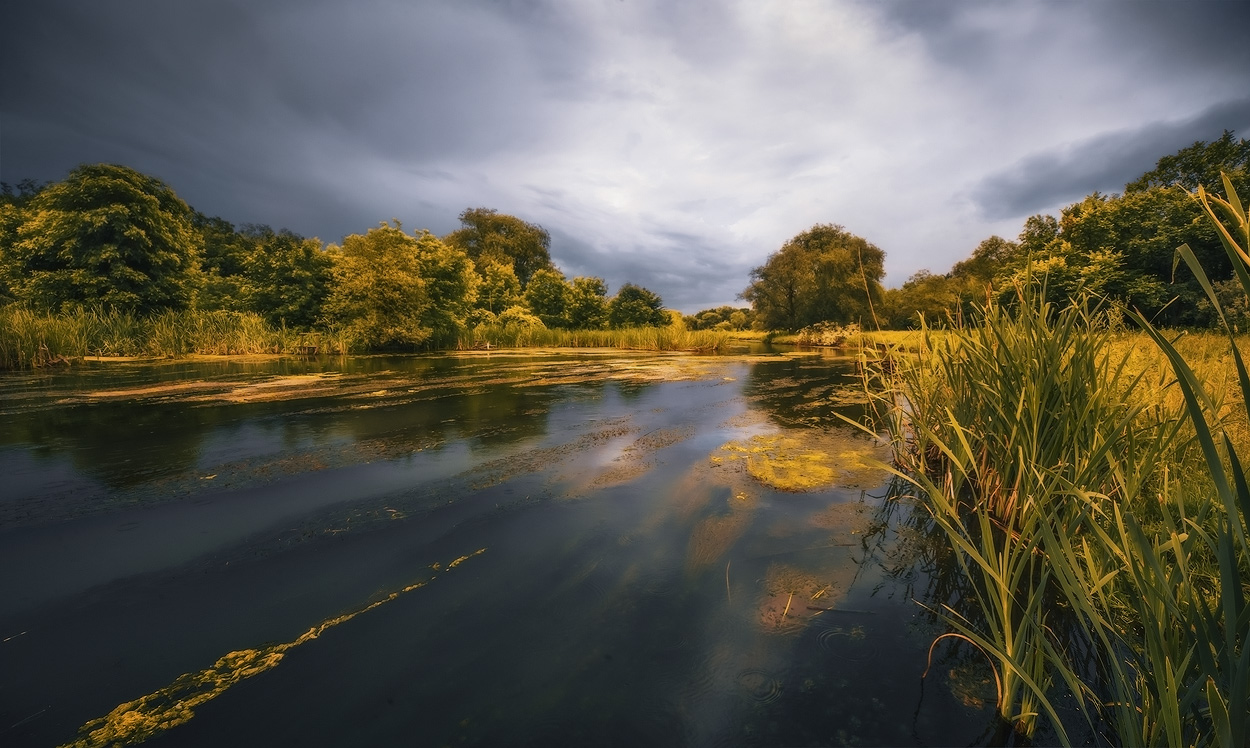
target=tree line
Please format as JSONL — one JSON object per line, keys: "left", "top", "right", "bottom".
{"left": 0, "top": 168, "right": 671, "bottom": 348}
{"left": 735, "top": 130, "right": 1250, "bottom": 332}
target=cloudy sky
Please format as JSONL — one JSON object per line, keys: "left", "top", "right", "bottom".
{"left": 3, "top": 0, "right": 1249, "bottom": 312}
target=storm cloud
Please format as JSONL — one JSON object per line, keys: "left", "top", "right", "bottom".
{"left": 3, "top": 0, "right": 1248, "bottom": 308}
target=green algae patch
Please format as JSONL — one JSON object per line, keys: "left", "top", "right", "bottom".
{"left": 59, "top": 549, "right": 486, "bottom": 748}
{"left": 712, "top": 430, "right": 889, "bottom": 492}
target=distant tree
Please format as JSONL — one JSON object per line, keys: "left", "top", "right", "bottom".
{"left": 6, "top": 164, "right": 202, "bottom": 314}
{"left": 607, "top": 282, "right": 667, "bottom": 327}
{"left": 1126, "top": 130, "right": 1250, "bottom": 195}
{"left": 475, "top": 258, "right": 523, "bottom": 314}
{"left": 445, "top": 208, "right": 555, "bottom": 286}
{"left": 565, "top": 276, "right": 609, "bottom": 329}
{"left": 238, "top": 225, "right": 333, "bottom": 329}
{"left": 740, "top": 224, "right": 884, "bottom": 331}
{"left": 523, "top": 268, "right": 570, "bottom": 328}
{"left": 414, "top": 232, "right": 478, "bottom": 345}
{"left": 324, "top": 221, "right": 432, "bottom": 349}
{"left": 950, "top": 236, "right": 1021, "bottom": 285}
{"left": 683, "top": 306, "right": 755, "bottom": 331}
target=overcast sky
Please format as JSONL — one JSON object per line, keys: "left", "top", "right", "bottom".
{"left": 3, "top": 0, "right": 1249, "bottom": 312}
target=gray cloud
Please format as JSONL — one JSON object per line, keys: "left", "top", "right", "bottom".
{"left": 4, "top": 0, "right": 1250, "bottom": 309}
{"left": 971, "top": 98, "right": 1250, "bottom": 219}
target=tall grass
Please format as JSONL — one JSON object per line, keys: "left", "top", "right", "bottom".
{"left": 856, "top": 175, "right": 1250, "bottom": 745}
{"left": 457, "top": 323, "right": 728, "bottom": 352}
{"left": 0, "top": 307, "right": 303, "bottom": 369}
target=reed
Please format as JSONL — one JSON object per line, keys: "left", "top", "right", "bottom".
{"left": 458, "top": 324, "right": 728, "bottom": 352}
{"left": 857, "top": 174, "right": 1250, "bottom": 745}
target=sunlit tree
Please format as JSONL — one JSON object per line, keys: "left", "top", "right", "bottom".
{"left": 524, "top": 268, "right": 570, "bottom": 328}
{"left": 740, "top": 224, "right": 884, "bottom": 331}
{"left": 324, "top": 221, "right": 432, "bottom": 348}
{"left": 566, "top": 276, "right": 609, "bottom": 329}
{"left": 445, "top": 208, "right": 554, "bottom": 286}
{"left": 7, "top": 164, "right": 202, "bottom": 313}
{"left": 607, "top": 282, "right": 667, "bottom": 327}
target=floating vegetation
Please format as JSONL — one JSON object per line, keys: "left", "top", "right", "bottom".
{"left": 712, "top": 430, "right": 888, "bottom": 492}
{"left": 59, "top": 549, "right": 486, "bottom": 748}
{"left": 758, "top": 564, "right": 825, "bottom": 630}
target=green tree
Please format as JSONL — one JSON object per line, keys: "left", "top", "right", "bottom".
{"left": 474, "top": 258, "right": 522, "bottom": 314}
{"left": 523, "top": 268, "right": 570, "bottom": 328}
{"left": 194, "top": 213, "right": 252, "bottom": 312}
{"left": 565, "top": 276, "right": 609, "bottom": 329}
{"left": 607, "top": 282, "right": 667, "bottom": 327}
{"left": 324, "top": 221, "right": 432, "bottom": 349}
{"left": 414, "top": 231, "right": 478, "bottom": 345}
{"left": 1126, "top": 130, "right": 1250, "bottom": 195}
{"left": 445, "top": 208, "right": 555, "bottom": 286}
{"left": 239, "top": 225, "right": 333, "bottom": 329}
{"left": 740, "top": 224, "right": 885, "bottom": 331}
{"left": 7, "top": 164, "right": 202, "bottom": 314}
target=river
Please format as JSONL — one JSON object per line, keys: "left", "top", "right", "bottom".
{"left": 0, "top": 349, "right": 995, "bottom": 747}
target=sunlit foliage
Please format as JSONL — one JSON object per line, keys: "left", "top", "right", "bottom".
{"left": 4, "top": 164, "right": 203, "bottom": 314}
{"left": 741, "top": 224, "right": 884, "bottom": 331}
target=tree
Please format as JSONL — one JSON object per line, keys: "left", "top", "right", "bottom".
{"left": 238, "top": 225, "right": 333, "bottom": 329}
{"left": 565, "top": 276, "right": 609, "bottom": 329}
{"left": 1126, "top": 130, "right": 1250, "bottom": 195}
{"left": 194, "top": 213, "right": 252, "bottom": 312}
{"left": 324, "top": 222, "right": 432, "bottom": 349}
{"left": 740, "top": 224, "right": 885, "bottom": 331}
{"left": 414, "top": 231, "right": 478, "bottom": 345}
{"left": 607, "top": 282, "right": 667, "bottom": 327}
{"left": 474, "top": 258, "right": 522, "bottom": 314}
{"left": 523, "top": 268, "right": 570, "bottom": 328}
{"left": 444, "top": 208, "right": 554, "bottom": 286}
{"left": 6, "top": 164, "right": 202, "bottom": 313}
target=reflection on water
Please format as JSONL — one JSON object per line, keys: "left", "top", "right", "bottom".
{"left": 0, "top": 351, "right": 995, "bottom": 747}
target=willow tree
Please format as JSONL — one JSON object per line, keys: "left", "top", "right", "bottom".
{"left": 741, "top": 224, "right": 885, "bottom": 331}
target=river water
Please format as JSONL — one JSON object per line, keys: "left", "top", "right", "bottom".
{"left": 0, "top": 350, "right": 996, "bottom": 747}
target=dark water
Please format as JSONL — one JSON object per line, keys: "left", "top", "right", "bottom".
{"left": 0, "top": 351, "right": 995, "bottom": 747}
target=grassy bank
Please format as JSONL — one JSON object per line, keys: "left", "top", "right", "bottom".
{"left": 0, "top": 307, "right": 730, "bottom": 369}
{"left": 0, "top": 307, "right": 329, "bottom": 369}
{"left": 457, "top": 323, "right": 728, "bottom": 352}
{"left": 858, "top": 178, "right": 1250, "bottom": 745}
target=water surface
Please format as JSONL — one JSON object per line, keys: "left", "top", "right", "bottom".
{"left": 0, "top": 351, "right": 995, "bottom": 747}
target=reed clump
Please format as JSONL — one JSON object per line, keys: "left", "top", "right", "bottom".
{"left": 0, "top": 307, "right": 306, "bottom": 368}
{"left": 457, "top": 323, "right": 728, "bottom": 352}
{"left": 858, "top": 175, "right": 1250, "bottom": 745}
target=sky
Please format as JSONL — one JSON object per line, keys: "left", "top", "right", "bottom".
{"left": 3, "top": 0, "right": 1249, "bottom": 313}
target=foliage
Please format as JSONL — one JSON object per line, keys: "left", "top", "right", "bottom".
{"left": 565, "top": 276, "right": 610, "bottom": 330}
{"left": 523, "top": 268, "right": 570, "bottom": 328}
{"left": 496, "top": 304, "right": 545, "bottom": 329}
{"left": 458, "top": 322, "right": 726, "bottom": 352}
{"left": 444, "top": 207, "right": 554, "bottom": 286}
{"left": 858, "top": 173, "right": 1250, "bottom": 745}
{"left": 4, "top": 164, "right": 203, "bottom": 314}
{"left": 324, "top": 222, "right": 433, "bottom": 349}
{"left": 0, "top": 306, "right": 308, "bottom": 368}
{"left": 683, "top": 305, "right": 755, "bottom": 331}
{"left": 607, "top": 282, "right": 667, "bottom": 327}
{"left": 741, "top": 223, "right": 884, "bottom": 331}
{"left": 414, "top": 231, "right": 478, "bottom": 346}
{"left": 238, "top": 225, "right": 333, "bottom": 329}
{"left": 1127, "top": 130, "right": 1250, "bottom": 195}
{"left": 474, "top": 258, "right": 523, "bottom": 314}
{"left": 193, "top": 212, "right": 251, "bottom": 312}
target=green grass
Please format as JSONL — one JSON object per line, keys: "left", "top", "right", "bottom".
{"left": 0, "top": 307, "right": 304, "bottom": 368}
{"left": 457, "top": 323, "right": 729, "bottom": 352}
{"left": 854, "top": 175, "right": 1250, "bottom": 745}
